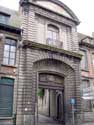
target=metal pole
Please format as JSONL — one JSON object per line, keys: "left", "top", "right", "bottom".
{"left": 36, "top": 72, "right": 39, "bottom": 125}
{"left": 49, "top": 89, "right": 50, "bottom": 117}
{"left": 72, "top": 104, "right": 75, "bottom": 125}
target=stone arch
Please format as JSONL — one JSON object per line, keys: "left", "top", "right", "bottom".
{"left": 33, "top": 58, "right": 75, "bottom": 75}
{"left": 31, "top": 58, "right": 76, "bottom": 124}
{"left": 31, "top": 53, "right": 75, "bottom": 70}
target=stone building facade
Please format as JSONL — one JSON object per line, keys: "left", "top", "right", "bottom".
{"left": 16, "top": 0, "right": 82, "bottom": 125}
{"left": 1, "top": 0, "right": 92, "bottom": 125}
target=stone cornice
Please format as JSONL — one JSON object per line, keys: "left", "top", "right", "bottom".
{"left": 79, "top": 42, "right": 94, "bottom": 49}
{"left": 0, "top": 23, "right": 21, "bottom": 35}
{"left": 22, "top": 40, "right": 82, "bottom": 60}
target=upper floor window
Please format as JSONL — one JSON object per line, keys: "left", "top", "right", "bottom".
{"left": 80, "top": 50, "right": 88, "bottom": 70}
{"left": 81, "top": 80, "right": 90, "bottom": 91}
{"left": 81, "top": 80, "right": 91, "bottom": 111}
{"left": 3, "top": 38, "right": 17, "bottom": 66}
{"left": 0, "top": 13, "right": 10, "bottom": 24}
{"left": 47, "top": 24, "right": 59, "bottom": 46}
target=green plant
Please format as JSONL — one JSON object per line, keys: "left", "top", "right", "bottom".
{"left": 37, "top": 88, "right": 45, "bottom": 98}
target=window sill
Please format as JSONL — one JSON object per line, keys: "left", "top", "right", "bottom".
{"left": 0, "top": 117, "right": 13, "bottom": 120}
{"left": 1, "top": 64, "right": 17, "bottom": 68}
{"left": 81, "top": 69, "right": 89, "bottom": 72}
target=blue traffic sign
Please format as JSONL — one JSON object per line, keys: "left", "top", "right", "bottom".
{"left": 70, "top": 98, "right": 75, "bottom": 105}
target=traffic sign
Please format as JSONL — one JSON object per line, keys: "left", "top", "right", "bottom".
{"left": 70, "top": 98, "right": 75, "bottom": 105}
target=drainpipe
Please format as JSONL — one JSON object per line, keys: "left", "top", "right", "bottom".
{"left": 13, "top": 113, "right": 16, "bottom": 125}
{"left": 0, "top": 33, "right": 5, "bottom": 75}
{"left": 49, "top": 89, "right": 51, "bottom": 117}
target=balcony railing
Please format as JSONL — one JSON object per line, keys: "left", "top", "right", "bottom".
{"left": 82, "top": 87, "right": 94, "bottom": 100}
{"left": 46, "top": 38, "right": 63, "bottom": 48}
{"left": 82, "top": 87, "right": 93, "bottom": 93}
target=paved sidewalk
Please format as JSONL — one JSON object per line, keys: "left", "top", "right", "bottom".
{"left": 81, "top": 123, "right": 94, "bottom": 125}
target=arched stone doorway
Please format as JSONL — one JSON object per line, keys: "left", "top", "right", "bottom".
{"left": 16, "top": 50, "right": 81, "bottom": 125}
{"left": 33, "top": 59, "right": 75, "bottom": 125}
{"left": 16, "top": 44, "right": 81, "bottom": 125}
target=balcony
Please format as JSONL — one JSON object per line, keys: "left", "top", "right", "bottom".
{"left": 82, "top": 87, "right": 94, "bottom": 100}
{"left": 46, "top": 38, "right": 63, "bottom": 49}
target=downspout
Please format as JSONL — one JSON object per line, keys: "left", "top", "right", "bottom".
{"left": 0, "top": 34, "right": 5, "bottom": 75}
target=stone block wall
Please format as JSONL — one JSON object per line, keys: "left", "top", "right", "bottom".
{"left": 16, "top": 44, "right": 81, "bottom": 125}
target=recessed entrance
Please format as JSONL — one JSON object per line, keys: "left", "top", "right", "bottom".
{"left": 37, "top": 73, "right": 64, "bottom": 125}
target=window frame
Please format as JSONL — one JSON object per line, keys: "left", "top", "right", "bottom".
{"left": 80, "top": 49, "right": 88, "bottom": 70}
{"left": 0, "top": 12, "right": 10, "bottom": 24}
{"left": 47, "top": 24, "right": 59, "bottom": 45}
{"left": 3, "top": 38, "right": 17, "bottom": 66}
{"left": 81, "top": 79, "right": 92, "bottom": 112}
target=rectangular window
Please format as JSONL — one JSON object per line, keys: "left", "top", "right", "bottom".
{"left": 80, "top": 50, "right": 88, "bottom": 70}
{"left": 3, "top": 38, "right": 17, "bottom": 66}
{"left": 81, "top": 80, "right": 91, "bottom": 111}
{"left": 0, "top": 78, "right": 14, "bottom": 117}
{"left": 47, "top": 25, "right": 59, "bottom": 46}
{"left": 81, "top": 80, "right": 90, "bottom": 90}
{"left": 92, "top": 53, "right": 94, "bottom": 67}
{"left": 0, "top": 13, "right": 10, "bottom": 24}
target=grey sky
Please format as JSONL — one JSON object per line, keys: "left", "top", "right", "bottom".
{"left": 0, "top": 0, "right": 93, "bottom": 36}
